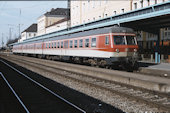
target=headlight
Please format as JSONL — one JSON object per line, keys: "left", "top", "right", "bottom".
{"left": 134, "top": 49, "right": 137, "bottom": 52}
{"left": 116, "top": 49, "right": 119, "bottom": 53}
{"left": 125, "top": 48, "right": 129, "bottom": 52}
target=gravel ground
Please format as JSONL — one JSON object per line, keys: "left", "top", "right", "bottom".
{"left": 1, "top": 58, "right": 123, "bottom": 113}
{"left": 1, "top": 56, "right": 168, "bottom": 113}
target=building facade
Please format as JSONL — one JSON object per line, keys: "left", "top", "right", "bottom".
{"left": 71, "top": 0, "right": 168, "bottom": 26}
{"left": 18, "top": 24, "right": 37, "bottom": 42}
{"left": 46, "top": 18, "right": 69, "bottom": 34}
{"left": 71, "top": 0, "right": 131, "bottom": 26}
{"left": 37, "top": 8, "right": 69, "bottom": 36}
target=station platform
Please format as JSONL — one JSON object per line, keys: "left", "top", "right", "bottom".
{"left": 138, "top": 61, "right": 170, "bottom": 78}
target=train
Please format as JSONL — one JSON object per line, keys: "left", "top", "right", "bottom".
{"left": 12, "top": 26, "right": 138, "bottom": 69}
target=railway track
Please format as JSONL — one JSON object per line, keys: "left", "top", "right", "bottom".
{"left": 0, "top": 60, "right": 86, "bottom": 113}
{"left": 0, "top": 54, "right": 170, "bottom": 112}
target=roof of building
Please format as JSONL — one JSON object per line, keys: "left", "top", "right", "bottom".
{"left": 46, "top": 18, "right": 69, "bottom": 28}
{"left": 44, "top": 8, "right": 69, "bottom": 17}
{"left": 22, "top": 24, "right": 37, "bottom": 33}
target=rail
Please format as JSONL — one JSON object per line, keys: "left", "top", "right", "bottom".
{"left": 0, "top": 72, "right": 30, "bottom": 113}
{"left": 0, "top": 60, "right": 86, "bottom": 113}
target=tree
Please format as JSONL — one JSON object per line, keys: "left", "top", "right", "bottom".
{"left": 6, "top": 37, "right": 19, "bottom": 47}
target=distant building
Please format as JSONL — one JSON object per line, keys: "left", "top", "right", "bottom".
{"left": 37, "top": 8, "right": 70, "bottom": 36}
{"left": 18, "top": 24, "right": 37, "bottom": 42}
{"left": 46, "top": 18, "right": 69, "bottom": 34}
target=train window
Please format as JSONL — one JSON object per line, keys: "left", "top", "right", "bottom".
{"left": 64, "top": 41, "right": 68, "bottom": 48}
{"left": 85, "top": 39, "right": 89, "bottom": 47}
{"left": 91, "top": 38, "right": 96, "bottom": 47}
{"left": 52, "top": 43, "right": 53, "bottom": 48}
{"left": 105, "top": 36, "right": 109, "bottom": 45}
{"left": 54, "top": 42, "right": 56, "bottom": 48}
{"left": 113, "top": 36, "right": 125, "bottom": 45}
{"left": 61, "top": 42, "right": 63, "bottom": 48}
{"left": 46, "top": 43, "right": 48, "bottom": 48}
{"left": 126, "top": 36, "right": 136, "bottom": 45}
{"left": 74, "top": 40, "right": 77, "bottom": 48}
{"left": 49, "top": 43, "right": 51, "bottom": 48}
{"left": 57, "top": 42, "right": 60, "bottom": 48}
{"left": 69, "top": 40, "right": 73, "bottom": 48}
{"left": 79, "top": 39, "right": 83, "bottom": 48}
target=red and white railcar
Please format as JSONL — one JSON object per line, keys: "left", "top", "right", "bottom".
{"left": 13, "top": 26, "right": 138, "bottom": 67}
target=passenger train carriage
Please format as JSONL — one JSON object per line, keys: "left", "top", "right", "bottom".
{"left": 13, "top": 26, "right": 138, "bottom": 68}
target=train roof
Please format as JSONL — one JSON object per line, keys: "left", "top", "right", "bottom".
{"left": 13, "top": 26, "right": 134, "bottom": 45}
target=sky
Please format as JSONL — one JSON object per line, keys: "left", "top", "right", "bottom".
{"left": 0, "top": 1, "right": 67, "bottom": 47}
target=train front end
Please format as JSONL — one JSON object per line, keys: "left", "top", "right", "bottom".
{"left": 112, "top": 34, "right": 138, "bottom": 67}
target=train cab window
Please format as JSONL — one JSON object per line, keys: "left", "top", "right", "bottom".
{"left": 113, "top": 36, "right": 125, "bottom": 45}
{"left": 105, "top": 36, "right": 109, "bottom": 45}
{"left": 61, "top": 42, "right": 63, "bottom": 48}
{"left": 54, "top": 42, "right": 56, "bottom": 48}
{"left": 69, "top": 40, "right": 73, "bottom": 48}
{"left": 85, "top": 39, "right": 89, "bottom": 47}
{"left": 79, "top": 39, "right": 83, "bottom": 48}
{"left": 91, "top": 38, "right": 96, "bottom": 47}
{"left": 74, "top": 40, "right": 78, "bottom": 48}
{"left": 57, "top": 42, "right": 60, "bottom": 48}
{"left": 64, "top": 41, "right": 68, "bottom": 48}
{"left": 126, "top": 36, "right": 136, "bottom": 45}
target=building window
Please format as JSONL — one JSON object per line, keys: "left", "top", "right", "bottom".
{"left": 140, "top": 0, "right": 143, "bottom": 8}
{"left": 91, "top": 38, "right": 96, "bottom": 47}
{"left": 74, "top": 40, "right": 77, "bottom": 48}
{"left": 114, "top": 11, "right": 116, "bottom": 15}
{"left": 134, "top": 3, "right": 137, "bottom": 9}
{"left": 105, "top": 36, "right": 109, "bottom": 45}
{"left": 93, "top": 0, "right": 95, "bottom": 8}
{"left": 147, "top": 0, "right": 150, "bottom": 6}
{"left": 69, "top": 40, "right": 73, "bottom": 48}
{"left": 79, "top": 39, "right": 83, "bottom": 48}
{"left": 99, "top": 1, "right": 101, "bottom": 6}
{"left": 85, "top": 39, "right": 89, "bottom": 47}
{"left": 121, "top": 9, "right": 124, "bottom": 13}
